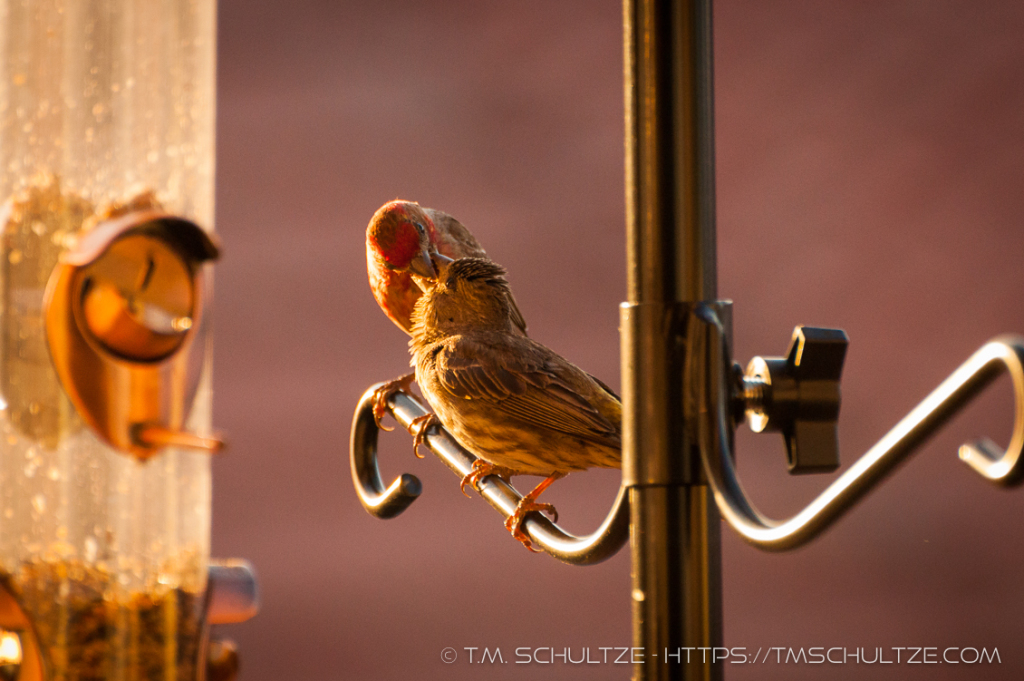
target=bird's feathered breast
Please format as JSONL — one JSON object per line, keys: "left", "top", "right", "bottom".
{"left": 367, "top": 241, "right": 417, "bottom": 333}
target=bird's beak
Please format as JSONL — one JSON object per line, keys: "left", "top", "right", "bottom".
{"left": 407, "top": 246, "right": 437, "bottom": 279}
{"left": 430, "top": 252, "right": 454, "bottom": 273}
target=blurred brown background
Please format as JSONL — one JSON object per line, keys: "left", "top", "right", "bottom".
{"left": 211, "top": 1, "right": 1024, "bottom": 679}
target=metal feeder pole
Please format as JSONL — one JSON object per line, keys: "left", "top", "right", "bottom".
{"left": 621, "top": 1, "right": 722, "bottom": 679}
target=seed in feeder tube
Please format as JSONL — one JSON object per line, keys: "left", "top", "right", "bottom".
{"left": 2, "top": 176, "right": 92, "bottom": 447}
{"left": 2, "top": 556, "right": 203, "bottom": 679}
{"left": 31, "top": 494, "right": 45, "bottom": 514}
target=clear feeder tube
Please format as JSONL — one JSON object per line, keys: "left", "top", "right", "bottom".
{"left": 0, "top": 0, "right": 215, "bottom": 679}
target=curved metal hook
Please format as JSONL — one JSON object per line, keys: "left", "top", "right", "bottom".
{"left": 686, "top": 303, "right": 1024, "bottom": 551}
{"left": 350, "top": 384, "right": 423, "bottom": 519}
{"left": 350, "top": 383, "right": 629, "bottom": 565}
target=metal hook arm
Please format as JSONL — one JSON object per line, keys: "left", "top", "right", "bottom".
{"left": 350, "top": 384, "right": 423, "bottom": 519}
{"left": 350, "top": 383, "right": 629, "bottom": 565}
{"left": 687, "top": 303, "right": 1024, "bottom": 551}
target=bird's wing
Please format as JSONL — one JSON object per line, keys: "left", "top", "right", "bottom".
{"left": 435, "top": 338, "right": 619, "bottom": 447}
{"left": 505, "top": 292, "right": 529, "bottom": 336}
{"left": 587, "top": 373, "right": 620, "bottom": 400}
{"left": 427, "top": 209, "right": 487, "bottom": 259}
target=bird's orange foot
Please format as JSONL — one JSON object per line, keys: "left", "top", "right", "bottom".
{"left": 459, "top": 460, "right": 516, "bottom": 498}
{"left": 502, "top": 473, "right": 566, "bottom": 552}
{"left": 371, "top": 373, "right": 415, "bottom": 431}
{"left": 409, "top": 413, "right": 439, "bottom": 459}
{"left": 504, "top": 499, "right": 559, "bottom": 552}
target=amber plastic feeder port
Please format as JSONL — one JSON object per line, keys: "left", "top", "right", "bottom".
{"left": 44, "top": 210, "right": 221, "bottom": 460}
{"left": 78, "top": 232, "right": 195, "bottom": 362}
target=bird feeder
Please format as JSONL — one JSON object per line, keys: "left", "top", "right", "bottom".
{"left": 0, "top": 1, "right": 255, "bottom": 679}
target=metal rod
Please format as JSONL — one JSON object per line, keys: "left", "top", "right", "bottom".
{"left": 350, "top": 385, "right": 630, "bottom": 566}
{"left": 623, "top": 0, "right": 721, "bottom": 679}
{"left": 206, "top": 560, "right": 260, "bottom": 625}
{"left": 689, "top": 304, "right": 1024, "bottom": 550}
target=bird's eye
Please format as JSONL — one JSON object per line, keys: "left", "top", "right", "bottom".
{"left": 414, "top": 222, "right": 425, "bottom": 235}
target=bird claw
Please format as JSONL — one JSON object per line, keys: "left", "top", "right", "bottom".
{"left": 505, "top": 499, "right": 559, "bottom": 552}
{"left": 409, "top": 413, "right": 439, "bottom": 459}
{"left": 501, "top": 472, "right": 565, "bottom": 552}
{"left": 459, "top": 460, "right": 515, "bottom": 498}
{"left": 371, "top": 374, "right": 415, "bottom": 431}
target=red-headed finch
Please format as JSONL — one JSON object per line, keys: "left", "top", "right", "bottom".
{"left": 409, "top": 256, "right": 621, "bottom": 550}
{"left": 366, "top": 200, "right": 528, "bottom": 426}
{"left": 366, "top": 200, "right": 526, "bottom": 335}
